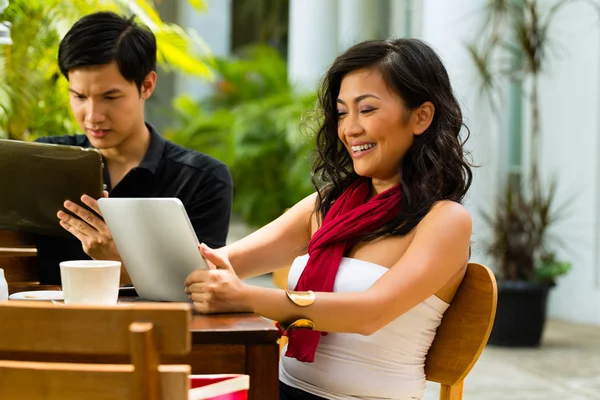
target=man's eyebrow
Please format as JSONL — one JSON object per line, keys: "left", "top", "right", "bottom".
{"left": 67, "top": 88, "right": 123, "bottom": 96}
{"left": 336, "top": 94, "right": 381, "bottom": 104}
{"left": 101, "top": 89, "right": 123, "bottom": 96}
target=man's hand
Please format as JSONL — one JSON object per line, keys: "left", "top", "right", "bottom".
{"left": 57, "top": 191, "right": 120, "bottom": 261}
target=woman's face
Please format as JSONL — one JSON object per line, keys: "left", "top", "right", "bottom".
{"left": 337, "top": 68, "right": 424, "bottom": 190}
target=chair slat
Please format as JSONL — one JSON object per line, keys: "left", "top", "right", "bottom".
{"left": 425, "top": 263, "right": 498, "bottom": 386}
{"left": 0, "top": 360, "right": 190, "bottom": 400}
{"left": 130, "top": 322, "right": 161, "bottom": 400}
{"left": 0, "top": 302, "right": 192, "bottom": 356}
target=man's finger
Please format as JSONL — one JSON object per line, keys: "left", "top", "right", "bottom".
{"left": 64, "top": 201, "right": 103, "bottom": 232}
{"left": 59, "top": 220, "right": 89, "bottom": 243}
{"left": 58, "top": 210, "right": 97, "bottom": 237}
{"left": 80, "top": 195, "right": 113, "bottom": 237}
{"left": 81, "top": 195, "right": 102, "bottom": 216}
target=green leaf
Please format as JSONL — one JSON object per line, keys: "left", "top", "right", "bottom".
{"left": 167, "top": 44, "right": 317, "bottom": 227}
{"left": 186, "top": 0, "right": 208, "bottom": 12}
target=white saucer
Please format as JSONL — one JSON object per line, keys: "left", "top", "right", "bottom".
{"left": 9, "top": 290, "right": 64, "bottom": 301}
{"left": 51, "top": 300, "right": 133, "bottom": 307}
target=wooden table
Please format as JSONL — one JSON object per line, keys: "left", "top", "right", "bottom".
{"left": 0, "top": 227, "right": 280, "bottom": 399}
{"left": 173, "top": 311, "right": 280, "bottom": 400}
{"left": 2, "top": 292, "right": 280, "bottom": 400}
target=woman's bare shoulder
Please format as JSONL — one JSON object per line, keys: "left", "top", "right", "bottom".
{"left": 421, "top": 200, "right": 472, "bottom": 229}
{"left": 408, "top": 200, "right": 472, "bottom": 256}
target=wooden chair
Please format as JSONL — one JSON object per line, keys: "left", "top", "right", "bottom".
{"left": 272, "top": 262, "right": 498, "bottom": 400}
{"left": 272, "top": 265, "right": 290, "bottom": 290}
{"left": 425, "top": 262, "right": 497, "bottom": 400}
{"left": 0, "top": 230, "right": 41, "bottom": 294}
{"left": 0, "top": 301, "right": 192, "bottom": 400}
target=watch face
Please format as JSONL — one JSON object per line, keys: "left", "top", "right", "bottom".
{"left": 290, "top": 319, "right": 315, "bottom": 330}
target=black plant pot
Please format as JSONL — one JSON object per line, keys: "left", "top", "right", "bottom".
{"left": 487, "top": 280, "right": 553, "bottom": 347}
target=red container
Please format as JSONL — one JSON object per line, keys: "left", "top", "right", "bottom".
{"left": 189, "top": 374, "right": 250, "bottom": 400}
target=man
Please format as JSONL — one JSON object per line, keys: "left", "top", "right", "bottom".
{"left": 35, "top": 11, "right": 233, "bottom": 284}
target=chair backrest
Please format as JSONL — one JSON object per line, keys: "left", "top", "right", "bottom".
{"left": 425, "top": 262, "right": 498, "bottom": 386}
{"left": 0, "top": 301, "right": 193, "bottom": 400}
{"left": 272, "top": 266, "right": 290, "bottom": 290}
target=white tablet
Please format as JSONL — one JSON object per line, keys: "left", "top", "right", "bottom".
{"left": 97, "top": 198, "right": 209, "bottom": 302}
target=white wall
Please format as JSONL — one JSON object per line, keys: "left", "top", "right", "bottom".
{"left": 534, "top": 2, "right": 600, "bottom": 325}
{"left": 421, "top": 0, "right": 502, "bottom": 268}
{"left": 422, "top": 0, "right": 600, "bottom": 325}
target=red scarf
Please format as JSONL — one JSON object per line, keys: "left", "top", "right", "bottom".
{"left": 281, "top": 178, "right": 402, "bottom": 362}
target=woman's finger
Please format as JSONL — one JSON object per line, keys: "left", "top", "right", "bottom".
{"left": 193, "top": 301, "right": 209, "bottom": 314}
{"left": 184, "top": 269, "right": 210, "bottom": 287}
{"left": 190, "top": 291, "right": 210, "bottom": 304}
{"left": 188, "top": 282, "right": 210, "bottom": 293}
{"left": 199, "top": 243, "right": 233, "bottom": 271}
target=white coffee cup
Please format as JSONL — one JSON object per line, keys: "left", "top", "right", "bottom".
{"left": 60, "top": 260, "right": 121, "bottom": 305}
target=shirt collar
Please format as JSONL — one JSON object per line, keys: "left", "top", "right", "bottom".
{"left": 136, "top": 123, "right": 166, "bottom": 175}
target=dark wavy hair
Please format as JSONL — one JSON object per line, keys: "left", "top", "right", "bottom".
{"left": 312, "top": 38, "right": 473, "bottom": 239}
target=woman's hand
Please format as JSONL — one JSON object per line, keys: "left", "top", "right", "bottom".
{"left": 184, "top": 243, "right": 252, "bottom": 314}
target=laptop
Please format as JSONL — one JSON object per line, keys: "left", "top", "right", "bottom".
{"left": 0, "top": 139, "right": 103, "bottom": 236}
{"left": 98, "top": 198, "right": 209, "bottom": 302}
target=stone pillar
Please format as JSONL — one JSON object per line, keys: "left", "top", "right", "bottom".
{"left": 337, "top": 0, "right": 387, "bottom": 51}
{"left": 175, "top": 0, "right": 232, "bottom": 99}
{"left": 288, "top": 0, "right": 338, "bottom": 92}
{"left": 389, "top": 0, "right": 410, "bottom": 38}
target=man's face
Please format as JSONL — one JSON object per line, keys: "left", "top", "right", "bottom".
{"left": 67, "top": 61, "right": 156, "bottom": 150}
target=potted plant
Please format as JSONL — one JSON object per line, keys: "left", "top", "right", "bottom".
{"left": 481, "top": 177, "right": 571, "bottom": 346}
{"left": 466, "top": 0, "right": 594, "bottom": 346}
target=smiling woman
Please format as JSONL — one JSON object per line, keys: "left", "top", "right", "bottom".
{"left": 336, "top": 69, "right": 434, "bottom": 192}
{"left": 185, "top": 38, "right": 474, "bottom": 400}
{"left": 314, "top": 39, "right": 473, "bottom": 239}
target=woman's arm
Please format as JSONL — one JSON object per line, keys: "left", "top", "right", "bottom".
{"left": 239, "top": 201, "right": 472, "bottom": 335}
{"left": 220, "top": 193, "right": 318, "bottom": 280}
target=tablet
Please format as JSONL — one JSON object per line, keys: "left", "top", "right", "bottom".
{"left": 97, "top": 197, "right": 209, "bottom": 302}
{"left": 0, "top": 139, "right": 103, "bottom": 236}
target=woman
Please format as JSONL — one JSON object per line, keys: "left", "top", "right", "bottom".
{"left": 185, "top": 38, "right": 473, "bottom": 400}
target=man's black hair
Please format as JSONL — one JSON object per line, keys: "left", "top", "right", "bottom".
{"left": 58, "top": 11, "right": 157, "bottom": 91}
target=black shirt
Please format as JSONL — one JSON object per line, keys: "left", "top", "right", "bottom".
{"left": 34, "top": 124, "right": 233, "bottom": 284}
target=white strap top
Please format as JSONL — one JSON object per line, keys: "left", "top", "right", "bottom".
{"left": 279, "top": 254, "right": 450, "bottom": 400}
